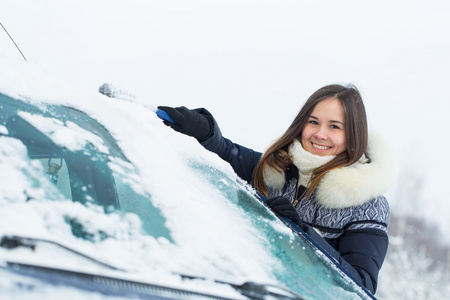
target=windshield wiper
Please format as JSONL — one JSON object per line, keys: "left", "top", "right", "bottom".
{"left": 226, "top": 281, "right": 305, "bottom": 300}
{"left": 3, "top": 261, "right": 238, "bottom": 300}
{"left": 180, "top": 274, "right": 305, "bottom": 300}
{"left": 0, "top": 235, "right": 124, "bottom": 271}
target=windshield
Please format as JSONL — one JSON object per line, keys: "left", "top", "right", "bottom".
{"left": 0, "top": 93, "right": 171, "bottom": 241}
{"left": 0, "top": 93, "right": 372, "bottom": 300}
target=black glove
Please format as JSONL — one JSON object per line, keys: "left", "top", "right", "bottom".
{"left": 267, "top": 196, "right": 306, "bottom": 230}
{"left": 157, "top": 106, "right": 212, "bottom": 142}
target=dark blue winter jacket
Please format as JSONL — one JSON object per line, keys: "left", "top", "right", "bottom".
{"left": 199, "top": 108, "right": 392, "bottom": 295}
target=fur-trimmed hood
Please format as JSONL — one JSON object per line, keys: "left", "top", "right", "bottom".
{"left": 264, "top": 133, "right": 397, "bottom": 209}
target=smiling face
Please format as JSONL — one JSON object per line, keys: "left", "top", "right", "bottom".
{"left": 301, "top": 97, "right": 347, "bottom": 156}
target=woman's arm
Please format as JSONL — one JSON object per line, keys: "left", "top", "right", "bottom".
{"left": 158, "top": 106, "right": 262, "bottom": 183}
{"left": 334, "top": 228, "right": 389, "bottom": 294}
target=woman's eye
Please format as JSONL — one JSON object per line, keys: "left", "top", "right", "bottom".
{"left": 331, "top": 124, "right": 341, "bottom": 129}
{"left": 309, "top": 120, "right": 318, "bottom": 125}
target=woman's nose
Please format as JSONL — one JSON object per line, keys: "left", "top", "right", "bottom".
{"left": 314, "top": 126, "right": 328, "bottom": 140}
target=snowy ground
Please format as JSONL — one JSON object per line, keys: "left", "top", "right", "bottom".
{"left": 1, "top": 0, "right": 450, "bottom": 299}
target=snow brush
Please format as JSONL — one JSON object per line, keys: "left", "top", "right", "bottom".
{"left": 98, "top": 83, "right": 174, "bottom": 124}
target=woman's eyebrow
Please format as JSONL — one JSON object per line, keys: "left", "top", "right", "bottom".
{"left": 309, "top": 115, "right": 344, "bottom": 125}
{"left": 330, "top": 120, "right": 345, "bottom": 125}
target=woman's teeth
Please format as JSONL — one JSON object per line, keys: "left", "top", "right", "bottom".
{"left": 313, "top": 143, "right": 330, "bottom": 150}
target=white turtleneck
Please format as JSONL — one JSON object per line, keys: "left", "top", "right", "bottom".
{"left": 288, "top": 140, "right": 335, "bottom": 188}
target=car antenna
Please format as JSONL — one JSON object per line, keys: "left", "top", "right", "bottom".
{"left": 1, "top": 22, "right": 27, "bottom": 62}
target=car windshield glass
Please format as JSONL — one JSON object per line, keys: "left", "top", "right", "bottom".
{"left": 0, "top": 93, "right": 171, "bottom": 241}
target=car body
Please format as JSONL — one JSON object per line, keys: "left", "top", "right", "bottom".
{"left": 0, "top": 89, "right": 375, "bottom": 300}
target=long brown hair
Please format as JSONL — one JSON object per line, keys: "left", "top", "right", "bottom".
{"left": 254, "top": 84, "right": 368, "bottom": 198}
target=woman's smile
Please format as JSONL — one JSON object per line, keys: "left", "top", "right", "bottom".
{"left": 311, "top": 142, "right": 332, "bottom": 151}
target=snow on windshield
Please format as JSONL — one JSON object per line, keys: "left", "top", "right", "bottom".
{"left": 0, "top": 135, "right": 63, "bottom": 204}
{"left": 18, "top": 111, "right": 109, "bottom": 153}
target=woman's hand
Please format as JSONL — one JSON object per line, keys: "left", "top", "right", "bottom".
{"left": 157, "top": 106, "right": 212, "bottom": 141}
{"left": 267, "top": 196, "right": 307, "bottom": 230}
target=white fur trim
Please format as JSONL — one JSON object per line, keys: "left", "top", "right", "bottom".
{"left": 316, "top": 133, "right": 397, "bottom": 208}
{"left": 263, "top": 164, "right": 285, "bottom": 190}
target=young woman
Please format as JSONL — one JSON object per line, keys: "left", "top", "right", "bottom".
{"left": 158, "top": 84, "right": 395, "bottom": 294}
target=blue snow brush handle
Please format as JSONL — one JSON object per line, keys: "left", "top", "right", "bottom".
{"left": 156, "top": 109, "right": 175, "bottom": 124}
{"left": 98, "top": 83, "right": 175, "bottom": 124}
